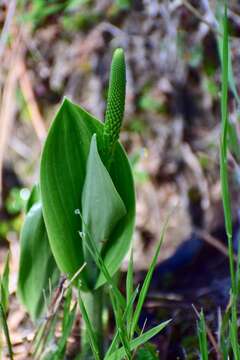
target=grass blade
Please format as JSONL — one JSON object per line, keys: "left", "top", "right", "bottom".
{"left": 78, "top": 289, "right": 100, "bottom": 360}
{"left": 130, "top": 217, "right": 169, "bottom": 337}
{"left": 53, "top": 303, "right": 77, "bottom": 359}
{"left": 220, "top": 3, "right": 235, "bottom": 294}
{"left": 126, "top": 250, "right": 134, "bottom": 306}
{"left": 109, "top": 290, "right": 131, "bottom": 360}
{"left": 77, "top": 212, "right": 126, "bottom": 309}
{"left": 197, "top": 310, "right": 208, "bottom": 360}
{"left": 126, "top": 250, "right": 134, "bottom": 335}
{"left": 105, "top": 286, "right": 139, "bottom": 359}
{"left": 0, "top": 303, "right": 13, "bottom": 360}
{"left": 107, "top": 320, "right": 171, "bottom": 360}
{"left": 0, "top": 252, "right": 10, "bottom": 314}
{"left": 217, "top": 5, "right": 240, "bottom": 107}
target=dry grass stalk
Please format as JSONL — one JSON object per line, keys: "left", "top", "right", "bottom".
{"left": 18, "top": 58, "right": 47, "bottom": 143}
{"left": 0, "top": 38, "right": 22, "bottom": 206}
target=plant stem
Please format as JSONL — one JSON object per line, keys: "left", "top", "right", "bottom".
{"left": 0, "top": 303, "right": 13, "bottom": 360}
{"left": 80, "top": 287, "right": 104, "bottom": 359}
{"left": 220, "top": 4, "right": 236, "bottom": 295}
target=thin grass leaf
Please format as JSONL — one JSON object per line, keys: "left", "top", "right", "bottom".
{"left": 220, "top": 3, "right": 235, "bottom": 294}
{"left": 78, "top": 290, "right": 101, "bottom": 360}
{"left": 0, "top": 253, "right": 10, "bottom": 314}
{"left": 34, "top": 315, "right": 59, "bottom": 360}
{"left": 0, "top": 303, "right": 13, "bottom": 360}
{"left": 217, "top": 5, "right": 240, "bottom": 107}
{"left": 219, "top": 10, "right": 238, "bottom": 356}
{"left": 104, "top": 332, "right": 119, "bottom": 360}
{"left": 197, "top": 310, "right": 208, "bottom": 360}
{"left": 104, "top": 286, "right": 139, "bottom": 359}
{"left": 62, "top": 288, "right": 72, "bottom": 329}
{"left": 236, "top": 232, "right": 240, "bottom": 296}
{"left": 53, "top": 303, "right": 77, "bottom": 360}
{"left": 126, "top": 250, "right": 134, "bottom": 335}
{"left": 228, "top": 121, "right": 240, "bottom": 162}
{"left": 82, "top": 231, "right": 125, "bottom": 307}
{"left": 220, "top": 5, "right": 232, "bottom": 231}
{"left": 126, "top": 250, "right": 133, "bottom": 306}
{"left": 109, "top": 290, "right": 131, "bottom": 360}
{"left": 130, "top": 218, "right": 169, "bottom": 337}
{"left": 32, "top": 321, "right": 46, "bottom": 358}
{"left": 229, "top": 294, "right": 240, "bottom": 360}
{"left": 230, "top": 321, "right": 240, "bottom": 360}
{"left": 77, "top": 212, "right": 126, "bottom": 309}
{"left": 107, "top": 320, "right": 171, "bottom": 360}
{"left": 33, "top": 276, "right": 80, "bottom": 359}
{"left": 219, "top": 307, "right": 231, "bottom": 360}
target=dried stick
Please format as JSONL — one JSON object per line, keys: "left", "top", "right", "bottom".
{"left": 0, "top": 39, "right": 22, "bottom": 206}
{"left": 0, "top": 0, "right": 17, "bottom": 59}
{"left": 18, "top": 58, "right": 47, "bottom": 142}
{"left": 195, "top": 228, "right": 238, "bottom": 263}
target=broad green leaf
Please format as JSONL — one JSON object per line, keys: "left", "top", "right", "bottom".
{"left": 18, "top": 202, "right": 59, "bottom": 321}
{"left": 96, "top": 136, "right": 135, "bottom": 288}
{"left": 40, "top": 98, "right": 135, "bottom": 289}
{"left": 106, "top": 320, "right": 171, "bottom": 360}
{"left": 83, "top": 134, "right": 126, "bottom": 247}
{"left": 82, "top": 134, "right": 126, "bottom": 286}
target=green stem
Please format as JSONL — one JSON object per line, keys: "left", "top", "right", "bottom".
{"left": 0, "top": 303, "right": 13, "bottom": 360}
{"left": 80, "top": 287, "right": 104, "bottom": 359}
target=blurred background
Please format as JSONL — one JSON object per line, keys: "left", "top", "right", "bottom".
{"left": 1, "top": 0, "right": 240, "bottom": 358}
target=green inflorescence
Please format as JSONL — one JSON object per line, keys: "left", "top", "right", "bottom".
{"left": 103, "top": 48, "right": 126, "bottom": 163}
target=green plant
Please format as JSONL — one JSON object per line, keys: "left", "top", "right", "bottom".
{"left": 18, "top": 0, "right": 69, "bottom": 28}
{"left": 220, "top": 6, "right": 240, "bottom": 359}
{"left": 18, "top": 49, "right": 169, "bottom": 359}
{"left": 0, "top": 253, "right": 13, "bottom": 360}
{"left": 197, "top": 5, "right": 240, "bottom": 359}
{"left": 197, "top": 310, "right": 208, "bottom": 360}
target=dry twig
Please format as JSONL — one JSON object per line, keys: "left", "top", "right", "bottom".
{"left": 0, "top": 37, "right": 22, "bottom": 206}
{"left": 18, "top": 58, "right": 47, "bottom": 143}
{"left": 195, "top": 228, "right": 238, "bottom": 263}
{"left": 0, "top": 0, "right": 17, "bottom": 59}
